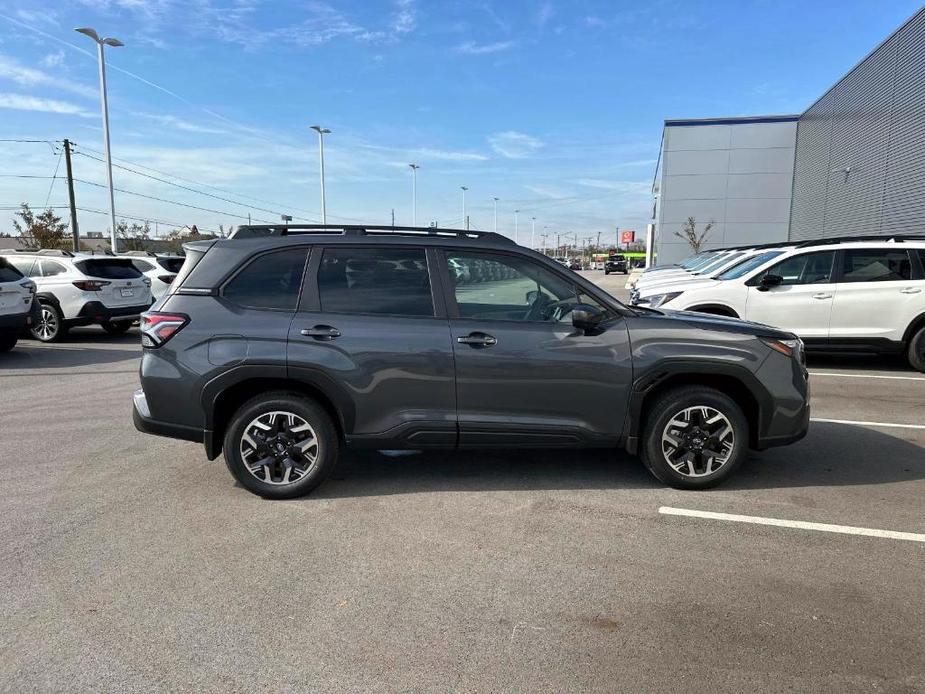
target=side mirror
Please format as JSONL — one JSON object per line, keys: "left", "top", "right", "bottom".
{"left": 572, "top": 304, "right": 605, "bottom": 332}
{"left": 757, "top": 274, "right": 783, "bottom": 292}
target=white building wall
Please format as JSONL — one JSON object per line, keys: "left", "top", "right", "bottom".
{"left": 654, "top": 118, "right": 797, "bottom": 265}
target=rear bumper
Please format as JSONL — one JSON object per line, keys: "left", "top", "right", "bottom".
{"left": 73, "top": 301, "right": 151, "bottom": 326}
{"left": 0, "top": 308, "right": 30, "bottom": 330}
{"left": 133, "top": 388, "right": 207, "bottom": 446}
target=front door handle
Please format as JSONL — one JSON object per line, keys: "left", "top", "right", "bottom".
{"left": 301, "top": 325, "right": 341, "bottom": 340}
{"left": 812, "top": 293, "right": 833, "bottom": 300}
{"left": 900, "top": 287, "right": 922, "bottom": 294}
{"left": 457, "top": 332, "right": 497, "bottom": 348}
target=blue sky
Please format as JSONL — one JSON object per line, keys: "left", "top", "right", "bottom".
{"left": 0, "top": 0, "right": 921, "bottom": 242}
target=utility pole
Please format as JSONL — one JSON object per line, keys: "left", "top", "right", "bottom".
{"left": 531, "top": 217, "right": 536, "bottom": 249}
{"left": 391, "top": 208, "right": 395, "bottom": 229}
{"left": 63, "top": 139, "right": 80, "bottom": 252}
{"left": 556, "top": 233, "right": 561, "bottom": 256}
{"left": 596, "top": 230, "right": 601, "bottom": 249}
{"left": 540, "top": 233, "right": 548, "bottom": 254}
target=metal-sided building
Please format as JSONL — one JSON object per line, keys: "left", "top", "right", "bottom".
{"left": 651, "top": 5, "right": 925, "bottom": 265}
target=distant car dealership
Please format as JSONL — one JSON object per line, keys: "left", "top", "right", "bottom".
{"left": 650, "top": 6, "right": 925, "bottom": 265}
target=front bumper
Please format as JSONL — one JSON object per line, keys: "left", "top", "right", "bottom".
{"left": 74, "top": 301, "right": 151, "bottom": 326}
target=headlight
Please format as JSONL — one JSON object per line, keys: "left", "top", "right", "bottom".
{"left": 645, "top": 291, "right": 683, "bottom": 308}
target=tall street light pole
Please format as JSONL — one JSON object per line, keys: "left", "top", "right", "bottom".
{"left": 408, "top": 163, "right": 420, "bottom": 226}
{"left": 492, "top": 197, "right": 499, "bottom": 234}
{"left": 310, "top": 125, "right": 330, "bottom": 224}
{"left": 513, "top": 209, "right": 519, "bottom": 245}
{"left": 531, "top": 216, "right": 536, "bottom": 249}
{"left": 460, "top": 186, "right": 468, "bottom": 230}
{"left": 75, "top": 27, "right": 122, "bottom": 253}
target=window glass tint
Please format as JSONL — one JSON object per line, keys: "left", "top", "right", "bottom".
{"left": 840, "top": 249, "right": 912, "bottom": 283}
{"left": 40, "top": 260, "right": 67, "bottom": 277}
{"left": 696, "top": 251, "right": 744, "bottom": 274}
{"left": 75, "top": 259, "right": 142, "bottom": 279}
{"left": 157, "top": 257, "right": 185, "bottom": 273}
{"left": 318, "top": 248, "right": 433, "bottom": 317}
{"left": 718, "top": 251, "right": 785, "bottom": 281}
{"left": 757, "top": 251, "right": 834, "bottom": 286}
{"left": 0, "top": 259, "right": 24, "bottom": 282}
{"left": 131, "top": 260, "right": 155, "bottom": 272}
{"left": 8, "top": 258, "right": 35, "bottom": 276}
{"left": 224, "top": 248, "right": 307, "bottom": 310}
{"left": 449, "top": 252, "right": 584, "bottom": 322}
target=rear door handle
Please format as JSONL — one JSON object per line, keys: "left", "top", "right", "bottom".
{"left": 812, "top": 293, "right": 833, "bottom": 300}
{"left": 900, "top": 287, "right": 922, "bottom": 294}
{"left": 301, "top": 325, "right": 341, "bottom": 340}
{"left": 457, "top": 332, "right": 497, "bottom": 348}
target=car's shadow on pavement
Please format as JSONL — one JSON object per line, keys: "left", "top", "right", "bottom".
{"left": 313, "top": 422, "right": 923, "bottom": 498}
{"left": 807, "top": 352, "right": 917, "bottom": 373}
{"left": 0, "top": 330, "right": 140, "bottom": 372}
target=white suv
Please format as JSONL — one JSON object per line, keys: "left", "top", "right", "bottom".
{"left": 119, "top": 252, "right": 185, "bottom": 300}
{"left": 632, "top": 237, "right": 925, "bottom": 371}
{"left": 1, "top": 250, "right": 153, "bottom": 342}
{"left": 0, "top": 257, "right": 37, "bottom": 352}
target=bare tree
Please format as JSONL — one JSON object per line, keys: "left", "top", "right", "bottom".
{"left": 116, "top": 220, "right": 151, "bottom": 252}
{"left": 12, "top": 203, "right": 70, "bottom": 250}
{"left": 674, "top": 216, "right": 714, "bottom": 253}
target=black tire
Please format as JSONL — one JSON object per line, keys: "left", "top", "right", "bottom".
{"left": 908, "top": 325, "right": 925, "bottom": 373}
{"left": 222, "top": 391, "right": 339, "bottom": 499}
{"left": 639, "top": 386, "right": 748, "bottom": 490}
{"left": 30, "top": 301, "right": 67, "bottom": 342}
{"left": 101, "top": 320, "right": 133, "bottom": 335}
{"left": 604, "top": 270, "right": 610, "bottom": 275}
{"left": 0, "top": 329, "right": 17, "bottom": 352}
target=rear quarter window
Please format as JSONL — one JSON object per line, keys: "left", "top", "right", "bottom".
{"left": 223, "top": 248, "right": 308, "bottom": 310}
{"left": 0, "top": 259, "right": 24, "bottom": 282}
{"left": 157, "top": 257, "right": 185, "bottom": 273}
{"left": 74, "top": 259, "right": 143, "bottom": 279}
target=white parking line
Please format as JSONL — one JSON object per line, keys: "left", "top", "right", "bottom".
{"left": 659, "top": 507, "right": 925, "bottom": 543}
{"left": 809, "top": 372, "right": 925, "bottom": 382}
{"left": 810, "top": 417, "right": 925, "bottom": 430}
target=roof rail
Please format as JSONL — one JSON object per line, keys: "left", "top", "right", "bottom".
{"left": 228, "top": 223, "right": 515, "bottom": 244}
{"left": 120, "top": 250, "right": 156, "bottom": 257}
{"left": 36, "top": 249, "right": 75, "bottom": 257}
{"left": 794, "top": 233, "right": 925, "bottom": 248}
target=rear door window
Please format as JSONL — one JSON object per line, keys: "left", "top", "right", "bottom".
{"left": 75, "top": 259, "right": 143, "bottom": 279}
{"left": 840, "top": 249, "right": 913, "bottom": 283}
{"left": 223, "top": 248, "right": 308, "bottom": 310}
{"left": 40, "top": 260, "right": 67, "bottom": 277}
{"left": 317, "top": 247, "right": 434, "bottom": 317}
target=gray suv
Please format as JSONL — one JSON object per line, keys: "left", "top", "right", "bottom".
{"left": 133, "top": 225, "right": 810, "bottom": 499}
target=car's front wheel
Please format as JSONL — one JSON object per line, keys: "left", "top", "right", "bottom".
{"left": 30, "top": 301, "right": 66, "bottom": 342}
{"left": 908, "top": 325, "right": 925, "bottom": 373}
{"left": 639, "top": 386, "right": 748, "bottom": 489}
{"left": 223, "top": 392, "right": 340, "bottom": 499}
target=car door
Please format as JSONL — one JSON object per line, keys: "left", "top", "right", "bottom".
{"left": 439, "top": 249, "right": 632, "bottom": 446}
{"left": 287, "top": 245, "right": 456, "bottom": 445}
{"left": 828, "top": 248, "right": 922, "bottom": 344}
{"left": 744, "top": 250, "right": 836, "bottom": 338}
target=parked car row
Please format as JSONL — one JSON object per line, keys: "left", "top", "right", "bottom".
{"left": 0, "top": 249, "right": 183, "bottom": 350}
{"left": 631, "top": 235, "right": 925, "bottom": 372}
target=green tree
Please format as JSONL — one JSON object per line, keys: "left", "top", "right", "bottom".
{"left": 12, "top": 203, "right": 69, "bottom": 250}
{"left": 116, "top": 219, "right": 151, "bottom": 252}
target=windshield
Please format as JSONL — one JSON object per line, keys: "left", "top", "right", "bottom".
{"left": 695, "top": 252, "right": 743, "bottom": 275}
{"left": 686, "top": 252, "right": 724, "bottom": 271}
{"left": 717, "top": 250, "right": 786, "bottom": 280}
{"left": 678, "top": 253, "right": 707, "bottom": 268}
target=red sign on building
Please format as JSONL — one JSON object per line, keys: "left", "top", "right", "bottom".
{"left": 620, "top": 230, "right": 635, "bottom": 244}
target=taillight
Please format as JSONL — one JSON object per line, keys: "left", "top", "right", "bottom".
{"left": 140, "top": 311, "right": 189, "bottom": 348}
{"left": 157, "top": 274, "right": 177, "bottom": 284}
{"left": 73, "top": 280, "right": 111, "bottom": 291}
{"left": 142, "top": 278, "right": 152, "bottom": 287}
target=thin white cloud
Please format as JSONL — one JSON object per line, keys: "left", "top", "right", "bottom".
{"left": 40, "top": 50, "right": 66, "bottom": 69}
{"left": 573, "top": 178, "right": 650, "bottom": 194}
{"left": 392, "top": 0, "right": 416, "bottom": 36}
{"left": 134, "top": 112, "right": 227, "bottom": 134}
{"left": 455, "top": 40, "right": 515, "bottom": 55}
{"left": 362, "top": 143, "right": 487, "bottom": 162}
{"left": 584, "top": 15, "right": 606, "bottom": 28}
{"left": 0, "top": 54, "right": 96, "bottom": 100}
{"left": 488, "top": 131, "right": 544, "bottom": 158}
{"left": 0, "top": 93, "right": 94, "bottom": 117}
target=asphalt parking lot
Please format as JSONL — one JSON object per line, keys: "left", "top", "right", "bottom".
{"left": 1, "top": 272, "right": 923, "bottom": 693}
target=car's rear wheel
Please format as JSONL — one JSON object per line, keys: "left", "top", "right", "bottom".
{"left": 0, "top": 329, "right": 17, "bottom": 352}
{"left": 101, "top": 320, "right": 133, "bottom": 335}
{"left": 30, "top": 302, "right": 66, "bottom": 342}
{"left": 640, "top": 386, "right": 748, "bottom": 489}
{"left": 223, "top": 392, "right": 339, "bottom": 499}
{"left": 908, "top": 325, "right": 925, "bottom": 373}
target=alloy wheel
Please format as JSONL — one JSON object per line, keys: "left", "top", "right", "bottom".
{"left": 34, "top": 306, "right": 58, "bottom": 341}
{"left": 660, "top": 405, "right": 735, "bottom": 478}
{"left": 239, "top": 411, "right": 320, "bottom": 485}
